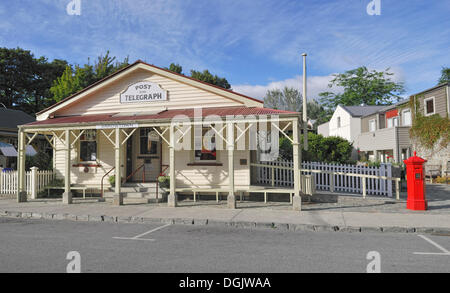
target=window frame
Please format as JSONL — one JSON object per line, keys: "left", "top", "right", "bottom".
{"left": 424, "top": 96, "right": 436, "bottom": 116}
{"left": 387, "top": 117, "right": 399, "bottom": 128}
{"left": 369, "top": 119, "right": 377, "bottom": 132}
{"left": 402, "top": 109, "right": 412, "bottom": 126}
{"left": 139, "top": 128, "right": 159, "bottom": 156}
{"left": 79, "top": 130, "right": 98, "bottom": 163}
{"left": 194, "top": 127, "right": 217, "bottom": 163}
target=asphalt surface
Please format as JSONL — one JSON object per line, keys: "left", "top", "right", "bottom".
{"left": 0, "top": 218, "right": 449, "bottom": 273}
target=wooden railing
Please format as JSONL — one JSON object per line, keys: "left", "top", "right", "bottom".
{"left": 251, "top": 162, "right": 401, "bottom": 200}
{"left": 100, "top": 167, "right": 115, "bottom": 198}
{"left": 123, "top": 164, "right": 146, "bottom": 184}
{"left": 155, "top": 164, "right": 170, "bottom": 197}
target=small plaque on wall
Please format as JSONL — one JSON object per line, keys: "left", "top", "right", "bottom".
{"left": 240, "top": 159, "right": 248, "bottom": 166}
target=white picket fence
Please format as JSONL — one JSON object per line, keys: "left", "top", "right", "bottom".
{"left": 0, "top": 168, "right": 55, "bottom": 198}
{"left": 254, "top": 160, "right": 395, "bottom": 197}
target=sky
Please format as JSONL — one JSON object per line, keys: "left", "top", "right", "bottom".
{"left": 0, "top": 0, "right": 449, "bottom": 101}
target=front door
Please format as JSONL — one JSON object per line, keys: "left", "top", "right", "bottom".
{"left": 126, "top": 138, "right": 133, "bottom": 179}
{"left": 130, "top": 128, "right": 161, "bottom": 182}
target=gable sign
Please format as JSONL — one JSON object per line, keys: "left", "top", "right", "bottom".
{"left": 120, "top": 81, "right": 167, "bottom": 104}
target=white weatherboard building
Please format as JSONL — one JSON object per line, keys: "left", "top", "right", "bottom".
{"left": 318, "top": 82, "right": 450, "bottom": 165}
{"left": 16, "top": 60, "right": 305, "bottom": 210}
{"left": 318, "top": 105, "right": 386, "bottom": 144}
{"left": 318, "top": 105, "right": 385, "bottom": 160}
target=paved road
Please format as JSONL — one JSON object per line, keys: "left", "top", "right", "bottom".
{"left": 0, "top": 218, "right": 449, "bottom": 273}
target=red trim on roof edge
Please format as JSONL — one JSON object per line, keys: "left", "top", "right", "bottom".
{"left": 26, "top": 107, "right": 299, "bottom": 127}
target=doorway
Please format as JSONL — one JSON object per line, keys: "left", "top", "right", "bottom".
{"left": 125, "top": 128, "right": 161, "bottom": 183}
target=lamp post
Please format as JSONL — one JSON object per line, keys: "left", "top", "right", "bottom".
{"left": 302, "top": 53, "right": 308, "bottom": 151}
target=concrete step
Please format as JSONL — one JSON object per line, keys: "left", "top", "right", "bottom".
{"left": 104, "top": 191, "right": 166, "bottom": 200}
{"left": 119, "top": 187, "right": 156, "bottom": 193}
{"left": 104, "top": 198, "right": 155, "bottom": 205}
{"left": 122, "top": 182, "right": 158, "bottom": 188}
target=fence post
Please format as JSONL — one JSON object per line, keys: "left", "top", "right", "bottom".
{"left": 362, "top": 177, "right": 367, "bottom": 198}
{"left": 330, "top": 171, "right": 334, "bottom": 193}
{"left": 395, "top": 179, "right": 400, "bottom": 200}
{"left": 271, "top": 167, "right": 275, "bottom": 187}
{"left": 30, "top": 167, "right": 38, "bottom": 200}
{"left": 386, "top": 164, "right": 393, "bottom": 198}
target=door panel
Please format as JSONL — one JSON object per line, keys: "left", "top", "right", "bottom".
{"left": 132, "top": 128, "right": 161, "bottom": 182}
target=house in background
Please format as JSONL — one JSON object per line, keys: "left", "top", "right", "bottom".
{"left": 317, "top": 105, "right": 385, "bottom": 159}
{"left": 0, "top": 108, "right": 40, "bottom": 169}
{"left": 409, "top": 82, "right": 449, "bottom": 170}
{"left": 355, "top": 100, "right": 412, "bottom": 163}
{"left": 318, "top": 82, "right": 449, "bottom": 166}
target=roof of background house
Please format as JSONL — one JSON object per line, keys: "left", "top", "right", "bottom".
{"left": 410, "top": 82, "right": 449, "bottom": 97}
{"left": 0, "top": 109, "right": 35, "bottom": 130}
{"left": 0, "top": 142, "right": 36, "bottom": 157}
{"left": 340, "top": 105, "right": 386, "bottom": 117}
{"left": 380, "top": 99, "right": 410, "bottom": 112}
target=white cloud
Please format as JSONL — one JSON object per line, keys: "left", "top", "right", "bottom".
{"left": 232, "top": 74, "right": 338, "bottom": 101}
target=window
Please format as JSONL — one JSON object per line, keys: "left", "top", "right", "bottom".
{"left": 402, "top": 109, "right": 412, "bottom": 126}
{"left": 140, "top": 128, "right": 158, "bottom": 155}
{"left": 194, "top": 128, "right": 216, "bottom": 161}
{"left": 80, "top": 130, "right": 97, "bottom": 162}
{"left": 387, "top": 117, "right": 398, "bottom": 128}
{"left": 424, "top": 97, "right": 435, "bottom": 116}
{"left": 369, "top": 119, "right": 376, "bottom": 132}
{"left": 337, "top": 117, "right": 341, "bottom": 128}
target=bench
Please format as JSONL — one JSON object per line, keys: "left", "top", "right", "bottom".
{"left": 425, "top": 164, "right": 441, "bottom": 183}
{"left": 238, "top": 188, "right": 295, "bottom": 204}
{"left": 46, "top": 186, "right": 88, "bottom": 199}
{"left": 176, "top": 188, "right": 229, "bottom": 203}
{"left": 175, "top": 187, "right": 295, "bottom": 203}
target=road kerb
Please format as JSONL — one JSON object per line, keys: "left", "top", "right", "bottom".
{"left": 0, "top": 210, "right": 449, "bottom": 235}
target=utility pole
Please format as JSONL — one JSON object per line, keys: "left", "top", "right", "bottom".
{"left": 302, "top": 53, "right": 308, "bottom": 151}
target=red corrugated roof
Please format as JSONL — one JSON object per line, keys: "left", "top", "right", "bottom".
{"left": 26, "top": 107, "right": 299, "bottom": 127}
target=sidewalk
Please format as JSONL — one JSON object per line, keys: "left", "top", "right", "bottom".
{"left": 1, "top": 190, "right": 449, "bottom": 234}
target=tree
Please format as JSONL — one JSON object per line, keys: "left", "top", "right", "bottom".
{"left": 165, "top": 63, "right": 232, "bottom": 89}
{"left": 438, "top": 67, "right": 450, "bottom": 84}
{"left": 264, "top": 87, "right": 302, "bottom": 112}
{"left": 26, "top": 151, "right": 52, "bottom": 171}
{"left": 0, "top": 47, "right": 67, "bottom": 114}
{"left": 50, "top": 51, "right": 129, "bottom": 102}
{"left": 167, "top": 63, "right": 183, "bottom": 74}
{"left": 190, "top": 69, "right": 231, "bottom": 89}
{"left": 29, "top": 58, "right": 68, "bottom": 113}
{"left": 279, "top": 133, "right": 353, "bottom": 164}
{"left": 264, "top": 87, "right": 332, "bottom": 128}
{"left": 93, "top": 52, "right": 129, "bottom": 81}
{"left": 0, "top": 48, "right": 35, "bottom": 109}
{"left": 306, "top": 99, "right": 333, "bottom": 127}
{"left": 50, "top": 66, "right": 84, "bottom": 102}
{"left": 319, "top": 66, "right": 405, "bottom": 110}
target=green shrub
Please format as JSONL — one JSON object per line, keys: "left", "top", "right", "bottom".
{"left": 409, "top": 96, "right": 450, "bottom": 149}
{"left": 158, "top": 176, "right": 170, "bottom": 189}
{"left": 410, "top": 113, "right": 450, "bottom": 149}
{"left": 279, "top": 133, "right": 353, "bottom": 164}
{"left": 26, "top": 151, "right": 52, "bottom": 171}
{"left": 39, "top": 178, "right": 64, "bottom": 198}
{"left": 366, "top": 161, "right": 382, "bottom": 168}
{"left": 108, "top": 175, "right": 115, "bottom": 186}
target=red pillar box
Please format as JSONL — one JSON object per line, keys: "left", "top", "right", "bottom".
{"left": 403, "top": 152, "right": 428, "bottom": 211}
